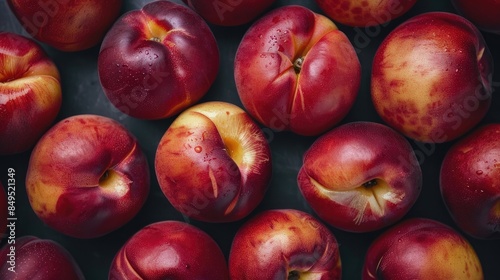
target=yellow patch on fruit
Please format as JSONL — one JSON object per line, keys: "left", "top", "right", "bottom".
{"left": 223, "top": 137, "right": 244, "bottom": 166}
{"left": 373, "top": 37, "right": 446, "bottom": 138}
{"left": 419, "top": 238, "right": 483, "bottom": 280}
{"left": 4, "top": 76, "right": 61, "bottom": 109}
{"left": 1, "top": 50, "right": 31, "bottom": 82}
{"left": 492, "top": 200, "right": 500, "bottom": 218}
{"left": 209, "top": 108, "right": 270, "bottom": 176}
{"left": 26, "top": 180, "right": 64, "bottom": 216}
{"left": 312, "top": 177, "right": 405, "bottom": 225}
{"left": 145, "top": 19, "right": 169, "bottom": 43}
{"left": 99, "top": 169, "right": 131, "bottom": 198}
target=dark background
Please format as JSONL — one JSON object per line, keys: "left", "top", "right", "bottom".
{"left": 1, "top": 0, "right": 499, "bottom": 279}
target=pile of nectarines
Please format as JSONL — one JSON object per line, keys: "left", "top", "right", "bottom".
{"left": 0, "top": 0, "right": 498, "bottom": 279}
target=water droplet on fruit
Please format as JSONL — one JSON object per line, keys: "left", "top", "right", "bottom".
{"left": 116, "top": 63, "right": 120, "bottom": 67}
{"left": 194, "top": 146, "right": 202, "bottom": 153}
{"left": 476, "top": 170, "right": 483, "bottom": 175}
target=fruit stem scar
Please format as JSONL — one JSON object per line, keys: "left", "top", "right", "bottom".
{"left": 99, "top": 170, "right": 110, "bottom": 183}
{"left": 288, "top": 270, "right": 300, "bottom": 280}
{"left": 363, "top": 179, "right": 378, "bottom": 188}
{"left": 293, "top": 57, "right": 304, "bottom": 74}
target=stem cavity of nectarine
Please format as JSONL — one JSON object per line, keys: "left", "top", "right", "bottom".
{"left": 288, "top": 270, "right": 300, "bottom": 280}
{"left": 293, "top": 57, "right": 304, "bottom": 74}
{"left": 362, "top": 179, "right": 378, "bottom": 188}
{"left": 99, "top": 169, "right": 130, "bottom": 197}
{"left": 223, "top": 136, "right": 244, "bottom": 166}
{"left": 145, "top": 20, "right": 168, "bottom": 43}
{"left": 99, "top": 170, "right": 110, "bottom": 183}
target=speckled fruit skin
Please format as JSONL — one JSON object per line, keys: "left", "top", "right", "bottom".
{"left": 0, "top": 32, "right": 61, "bottom": 155}
{"left": 452, "top": 0, "right": 500, "bottom": 34}
{"left": 182, "top": 0, "right": 275, "bottom": 26}
{"left": 25, "top": 114, "right": 150, "bottom": 239}
{"left": 109, "top": 220, "right": 229, "bottom": 280}
{"left": 228, "top": 209, "right": 341, "bottom": 280}
{"left": 155, "top": 101, "right": 272, "bottom": 223}
{"left": 234, "top": 5, "right": 361, "bottom": 136}
{"left": 371, "top": 12, "right": 494, "bottom": 143}
{"left": 314, "top": 0, "right": 417, "bottom": 27}
{"left": 440, "top": 124, "right": 500, "bottom": 239}
{"left": 297, "top": 121, "right": 422, "bottom": 232}
{"left": 362, "top": 218, "right": 483, "bottom": 280}
{"left": 98, "top": 0, "right": 219, "bottom": 120}
{"left": 0, "top": 236, "right": 84, "bottom": 279}
{"left": 7, "top": 0, "right": 122, "bottom": 51}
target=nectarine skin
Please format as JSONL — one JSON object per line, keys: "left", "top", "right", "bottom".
{"left": 26, "top": 115, "right": 150, "bottom": 238}
{"left": 98, "top": 0, "right": 219, "bottom": 120}
{"left": 371, "top": 12, "right": 494, "bottom": 143}
{"left": 234, "top": 5, "right": 361, "bottom": 136}
{"left": 440, "top": 124, "right": 500, "bottom": 239}
{"left": 298, "top": 121, "right": 422, "bottom": 232}
{"left": 109, "top": 221, "right": 229, "bottom": 280}
{"left": 314, "top": 0, "right": 417, "bottom": 27}
{"left": 0, "top": 32, "right": 61, "bottom": 155}
{"left": 229, "top": 209, "right": 341, "bottom": 280}
{"left": 182, "top": 0, "right": 275, "bottom": 26}
{"left": 155, "top": 101, "right": 272, "bottom": 222}
{"left": 0, "top": 236, "right": 84, "bottom": 279}
{"left": 362, "top": 218, "right": 483, "bottom": 280}
{"left": 7, "top": 0, "right": 122, "bottom": 51}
